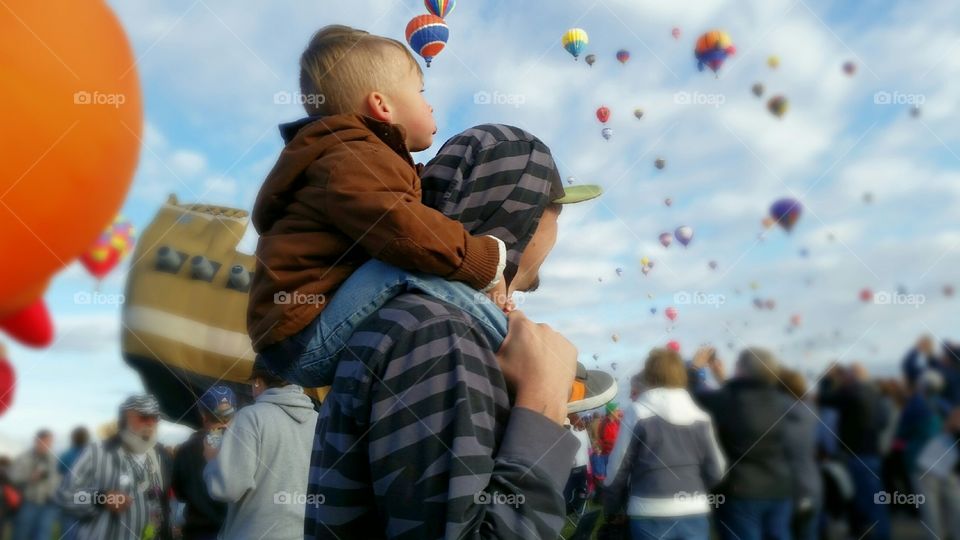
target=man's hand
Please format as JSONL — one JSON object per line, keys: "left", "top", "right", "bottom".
{"left": 496, "top": 310, "right": 577, "bottom": 425}
{"left": 692, "top": 346, "right": 714, "bottom": 369}
{"left": 484, "top": 279, "right": 513, "bottom": 313}
{"left": 103, "top": 491, "right": 132, "bottom": 514}
{"left": 202, "top": 437, "right": 220, "bottom": 462}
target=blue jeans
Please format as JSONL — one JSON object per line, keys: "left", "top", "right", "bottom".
{"left": 716, "top": 498, "right": 793, "bottom": 540}
{"left": 630, "top": 515, "right": 709, "bottom": 540}
{"left": 13, "top": 501, "right": 58, "bottom": 540}
{"left": 847, "top": 455, "right": 891, "bottom": 540}
{"left": 261, "top": 259, "right": 508, "bottom": 387}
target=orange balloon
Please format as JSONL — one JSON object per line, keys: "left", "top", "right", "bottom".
{"left": 0, "top": 0, "right": 142, "bottom": 317}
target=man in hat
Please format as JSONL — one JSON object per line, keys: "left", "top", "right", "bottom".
{"left": 58, "top": 393, "right": 173, "bottom": 540}
{"left": 172, "top": 385, "right": 235, "bottom": 540}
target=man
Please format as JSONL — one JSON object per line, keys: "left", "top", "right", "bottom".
{"left": 58, "top": 427, "right": 91, "bottom": 540}
{"left": 692, "top": 347, "right": 795, "bottom": 540}
{"left": 203, "top": 358, "right": 318, "bottom": 540}
{"left": 10, "top": 429, "right": 59, "bottom": 540}
{"left": 172, "top": 386, "right": 235, "bottom": 540}
{"left": 304, "top": 125, "right": 592, "bottom": 539}
{"left": 58, "top": 394, "right": 173, "bottom": 540}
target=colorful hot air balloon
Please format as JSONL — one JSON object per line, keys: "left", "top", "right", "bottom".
{"left": 769, "top": 198, "right": 802, "bottom": 232}
{"left": 672, "top": 27, "right": 682, "bottom": 40}
{"left": 562, "top": 28, "right": 589, "bottom": 60}
{"left": 405, "top": 14, "right": 449, "bottom": 67}
{"left": 633, "top": 108, "right": 644, "bottom": 119}
{"left": 585, "top": 54, "right": 597, "bottom": 67}
{"left": 601, "top": 127, "right": 614, "bottom": 140}
{"left": 665, "top": 306, "right": 679, "bottom": 322}
{"left": 675, "top": 226, "right": 694, "bottom": 247}
{"left": 767, "top": 55, "right": 780, "bottom": 69}
{"left": 596, "top": 106, "right": 611, "bottom": 123}
{"left": 79, "top": 216, "right": 135, "bottom": 280}
{"left": 695, "top": 30, "right": 736, "bottom": 74}
{"left": 655, "top": 158, "right": 666, "bottom": 170}
{"left": 616, "top": 49, "right": 630, "bottom": 64}
{"left": 752, "top": 82, "right": 764, "bottom": 97}
{"left": 659, "top": 232, "right": 673, "bottom": 248}
{"left": 424, "top": 0, "right": 455, "bottom": 18}
{"left": 764, "top": 299, "right": 776, "bottom": 310}
{"left": 843, "top": 61, "right": 856, "bottom": 76}
{"left": 767, "top": 95, "right": 789, "bottom": 118}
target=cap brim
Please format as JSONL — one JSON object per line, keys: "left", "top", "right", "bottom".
{"left": 553, "top": 184, "right": 602, "bottom": 204}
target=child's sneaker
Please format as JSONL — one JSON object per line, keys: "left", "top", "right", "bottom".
{"left": 568, "top": 363, "right": 617, "bottom": 413}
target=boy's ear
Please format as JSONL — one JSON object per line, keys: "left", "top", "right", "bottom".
{"left": 364, "top": 92, "right": 392, "bottom": 123}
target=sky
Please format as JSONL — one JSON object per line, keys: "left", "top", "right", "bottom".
{"left": 3, "top": 0, "right": 960, "bottom": 451}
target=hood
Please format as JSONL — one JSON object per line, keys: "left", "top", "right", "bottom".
{"left": 255, "top": 385, "right": 317, "bottom": 424}
{"left": 420, "top": 125, "right": 565, "bottom": 284}
{"left": 251, "top": 113, "right": 413, "bottom": 234}
{"left": 632, "top": 387, "right": 710, "bottom": 426}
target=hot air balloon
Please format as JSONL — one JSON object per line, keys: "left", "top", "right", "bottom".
{"left": 762, "top": 217, "right": 776, "bottom": 229}
{"left": 767, "top": 55, "right": 780, "bottom": 69}
{"left": 659, "top": 232, "right": 673, "bottom": 248}
{"left": 601, "top": 127, "right": 614, "bottom": 140}
{"left": 79, "top": 216, "right": 135, "bottom": 280}
{"left": 664, "top": 198, "right": 673, "bottom": 207}
{"left": 596, "top": 106, "right": 611, "bottom": 123}
{"left": 641, "top": 266, "right": 651, "bottom": 276}
{"left": 860, "top": 288, "right": 874, "bottom": 302}
{"left": 593, "top": 353, "right": 600, "bottom": 361}
{"left": 611, "top": 333, "right": 620, "bottom": 343}
{"left": 585, "top": 54, "right": 597, "bottom": 67}
{"left": 767, "top": 95, "right": 789, "bottom": 118}
{"left": 0, "top": 344, "right": 13, "bottom": 417}
{"left": 666, "top": 340, "right": 681, "bottom": 352}
{"left": 769, "top": 198, "right": 803, "bottom": 232}
{"left": 675, "top": 226, "right": 694, "bottom": 247}
{"left": 842, "top": 61, "right": 856, "bottom": 76}
{"left": 616, "top": 49, "right": 630, "bottom": 64}
{"left": 750, "top": 282, "right": 760, "bottom": 290}
{"left": 611, "top": 362, "right": 618, "bottom": 371}
{"left": 752, "top": 82, "right": 764, "bottom": 97}
{"left": 665, "top": 306, "right": 679, "bottom": 322}
{"left": 709, "top": 260, "right": 718, "bottom": 270}
{"left": 640, "top": 256, "right": 651, "bottom": 267}
{"left": 944, "top": 285, "right": 955, "bottom": 298}
{"left": 753, "top": 298, "right": 764, "bottom": 309}
{"left": 633, "top": 108, "right": 644, "bottom": 119}
{"left": 562, "top": 28, "right": 589, "bottom": 60}
{"left": 616, "top": 267, "right": 623, "bottom": 277}
{"left": 790, "top": 314, "right": 802, "bottom": 327}
{"left": 406, "top": 15, "right": 449, "bottom": 67}
{"left": 424, "top": 0, "right": 455, "bottom": 18}
{"left": 655, "top": 158, "right": 666, "bottom": 170}
{"left": 764, "top": 299, "right": 776, "bottom": 310}
{"left": 863, "top": 192, "right": 874, "bottom": 204}
{"left": 567, "top": 176, "right": 576, "bottom": 185}
{"left": 695, "top": 30, "right": 736, "bottom": 75}
{"left": 672, "top": 27, "right": 682, "bottom": 40}
{"left": 0, "top": 0, "right": 143, "bottom": 348}
{"left": 650, "top": 307, "right": 657, "bottom": 315}
{"left": 910, "top": 105, "right": 922, "bottom": 118}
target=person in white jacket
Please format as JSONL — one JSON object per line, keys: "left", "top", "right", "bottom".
{"left": 915, "top": 407, "right": 960, "bottom": 540}
{"left": 203, "top": 357, "right": 319, "bottom": 540}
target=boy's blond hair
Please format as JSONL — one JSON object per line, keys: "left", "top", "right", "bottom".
{"left": 299, "top": 25, "right": 421, "bottom": 116}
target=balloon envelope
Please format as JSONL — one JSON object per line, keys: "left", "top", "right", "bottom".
{"left": 659, "top": 232, "right": 673, "bottom": 248}
{"left": 406, "top": 14, "right": 449, "bottom": 67}
{"left": 695, "top": 30, "right": 736, "bottom": 73}
{"left": 585, "top": 54, "right": 597, "bottom": 66}
{"left": 562, "top": 28, "right": 589, "bottom": 59}
{"left": 675, "top": 226, "right": 694, "bottom": 246}
{"left": 596, "top": 106, "right": 611, "bottom": 123}
{"left": 424, "top": 0, "right": 455, "bottom": 17}
{"left": 767, "top": 95, "right": 789, "bottom": 118}
{"left": 616, "top": 49, "right": 630, "bottom": 64}
{"left": 665, "top": 307, "right": 679, "bottom": 321}
{"left": 769, "top": 198, "right": 803, "bottom": 232}
{"left": 601, "top": 127, "right": 613, "bottom": 140}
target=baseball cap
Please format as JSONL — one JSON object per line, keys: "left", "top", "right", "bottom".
{"left": 199, "top": 385, "right": 236, "bottom": 419}
{"left": 552, "top": 184, "right": 603, "bottom": 205}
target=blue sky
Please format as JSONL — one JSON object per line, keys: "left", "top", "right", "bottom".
{"left": 3, "top": 0, "right": 960, "bottom": 450}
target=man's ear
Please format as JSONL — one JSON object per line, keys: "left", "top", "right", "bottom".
{"left": 364, "top": 92, "right": 391, "bottom": 122}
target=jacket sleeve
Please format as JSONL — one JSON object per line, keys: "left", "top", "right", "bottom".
{"left": 603, "top": 423, "right": 640, "bottom": 516}
{"left": 603, "top": 406, "right": 637, "bottom": 488}
{"left": 55, "top": 446, "right": 101, "bottom": 518}
{"left": 203, "top": 414, "right": 259, "bottom": 503}
{"left": 700, "top": 419, "right": 727, "bottom": 489}
{"left": 363, "top": 316, "right": 578, "bottom": 540}
{"left": 317, "top": 146, "right": 501, "bottom": 290}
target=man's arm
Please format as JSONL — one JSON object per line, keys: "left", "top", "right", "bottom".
{"left": 55, "top": 446, "right": 100, "bottom": 518}
{"left": 203, "top": 415, "right": 258, "bottom": 503}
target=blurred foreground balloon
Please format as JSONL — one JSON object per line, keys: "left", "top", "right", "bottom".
{"left": 767, "top": 55, "right": 780, "bottom": 69}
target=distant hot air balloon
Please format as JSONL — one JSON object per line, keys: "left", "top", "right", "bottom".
{"left": 79, "top": 216, "right": 135, "bottom": 280}
{"left": 764, "top": 299, "right": 776, "bottom": 310}
{"left": 641, "top": 266, "right": 651, "bottom": 276}
{"left": 767, "top": 55, "right": 780, "bottom": 69}
{"left": 790, "top": 314, "right": 802, "bottom": 327}
{"left": 633, "top": 108, "right": 644, "bottom": 119}
{"left": 750, "top": 281, "right": 760, "bottom": 290}
{"left": 708, "top": 260, "right": 718, "bottom": 270}
{"left": 753, "top": 298, "right": 764, "bottom": 309}
{"left": 424, "top": 0, "right": 455, "bottom": 18}
{"left": 650, "top": 307, "right": 657, "bottom": 315}
{"left": 767, "top": 95, "right": 789, "bottom": 118}
{"left": 752, "top": 82, "right": 764, "bottom": 97}
{"left": 601, "top": 127, "right": 613, "bottom": 140}
{"left": 640, "top": 256, "right": 651, "bottom": 267}
{"left": 611, "top": 333, "right": 620, "bottom": 343}
{"left": 585, "top": 54, "right": 597, "bottom": 67}
{"left": 944, "top": 285, "right": 955, "bottom": 297}
{"left": 860, "top": 288, "right": 874, "bottom": 302}
{"left": 593, "top": 353, "right": 600, "bottom": 361}
{"left": 655, "top": 158, "right": 666, "bottom": 170}
{"left": 799, "top": 248, "right": 810, "bottom": 258}
{"left": 596, "top": 106, "right": 611, "bottom": 123}
{"left": 675, "top": 226, "right": 694, "bottom": 247}
{"left": 611, "top": 362, "right": 618, "bottom": 371}
{"left": 672, "top": 27, "right": 682, "bottom": 40}
{"left": 769, "top": 198, "right": 802, "bottom": 232}
{"left": 910, "top": 105, "right": 922, "bottom": 118}
{"left": 664, "top": 198, "right": 673, "bottom": 207}
{"left": 405, "top": 14, "right": 449, "bottom": 67}
{"left": 666, "top": 340, "right": 681, "bottom": 352}
{"left": 762, "top": 217, "right": 776, "bottom": 229}
{"left": 659, "top": 232, "right": 673, "bottom": 248}
{"left": 562, "top": 28, "right": 589, "bottom": 60}
{"left": 843, "top": 61, "right": 856, "bottom": 76}
{"left": 863, "top": 192, "right": 874, "bottom": 204}
{"left": 695, "top": 30, "right": 736, "bottom": 75}
{"left": 665, "top": 306, "right": 679, "bottom": 322}
{"left": 616, "top": 49, "right": 630, "bottom": 64}
{"left": 567, "top": 176, "right": 576, "bottom": 185}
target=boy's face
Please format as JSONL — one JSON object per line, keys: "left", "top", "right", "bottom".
{"left": 388, "top": 64, "right": 436, "bottom": 152}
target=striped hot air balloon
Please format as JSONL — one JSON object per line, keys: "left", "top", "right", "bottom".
{"left": 424, "top": 0, "right": 455, "bottom": 18}
{"left": 562, "top": 28, "right": 589, "bottom": 60}
{"left": 405, "top": 14, "right": 449, "bottom": 67}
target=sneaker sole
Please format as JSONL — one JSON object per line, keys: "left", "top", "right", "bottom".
{"left": 566, "top": 379, "right": 619, "bottom": 413}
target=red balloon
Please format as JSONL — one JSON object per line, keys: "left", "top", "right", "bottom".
{"left": 0, "top": 351, "right": 13, "bottom": 417}
{"left": 665, "top": 306, "right": 679, "bottom": 321}
{"left": 0, "top": 298, "right": 53, "bottom": 347}
{"left": 79, "top": 248, "right": 122, "bottom": 280}
{"left": 666, "top": 340, "right": 681, "bottom": 352}
{"left": 596, "top": 106, "right": 610, "bottom": 124}
{"left": 860, "top": 288, "right": 874, "bottom": 302}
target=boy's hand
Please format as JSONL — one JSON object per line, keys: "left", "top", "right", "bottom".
{"left": 484, "top": 279, "right": 513, "bottom": 313}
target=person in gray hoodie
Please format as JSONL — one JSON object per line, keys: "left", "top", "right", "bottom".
{"left": 604, "top": 348, "right": 726, "bottom": 540}
{"left": 203, "top": 357, "right": 318, "bottom": 540}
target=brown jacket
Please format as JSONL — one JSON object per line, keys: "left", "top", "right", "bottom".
{"left": 247, "top": 114, "right": 500, "bottom": 350}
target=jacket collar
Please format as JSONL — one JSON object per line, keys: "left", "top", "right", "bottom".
{"left": 278, "top": 113, "right": 415, "bottom": 168}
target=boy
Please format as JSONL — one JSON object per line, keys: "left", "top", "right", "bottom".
{"left": 248, "top": 25, "right": 613, "bottom": 412}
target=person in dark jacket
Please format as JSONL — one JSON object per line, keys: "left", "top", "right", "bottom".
{"left": 58, "top": 427, "right": 91, "bottom": 540}
{"left": 778, "top": 369, "right": 822, "bottom": 540}
{"left": 818, "top": 363, "right": 891, "bottom": 540}
{"left": 692, "top": 347, "right": 795, "bottom": 540}
{"left": 605, "top": 348, "right": 726, "bottom": 539}
{"left": 172, "top": 385, "right": 235, "bottom": 540}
